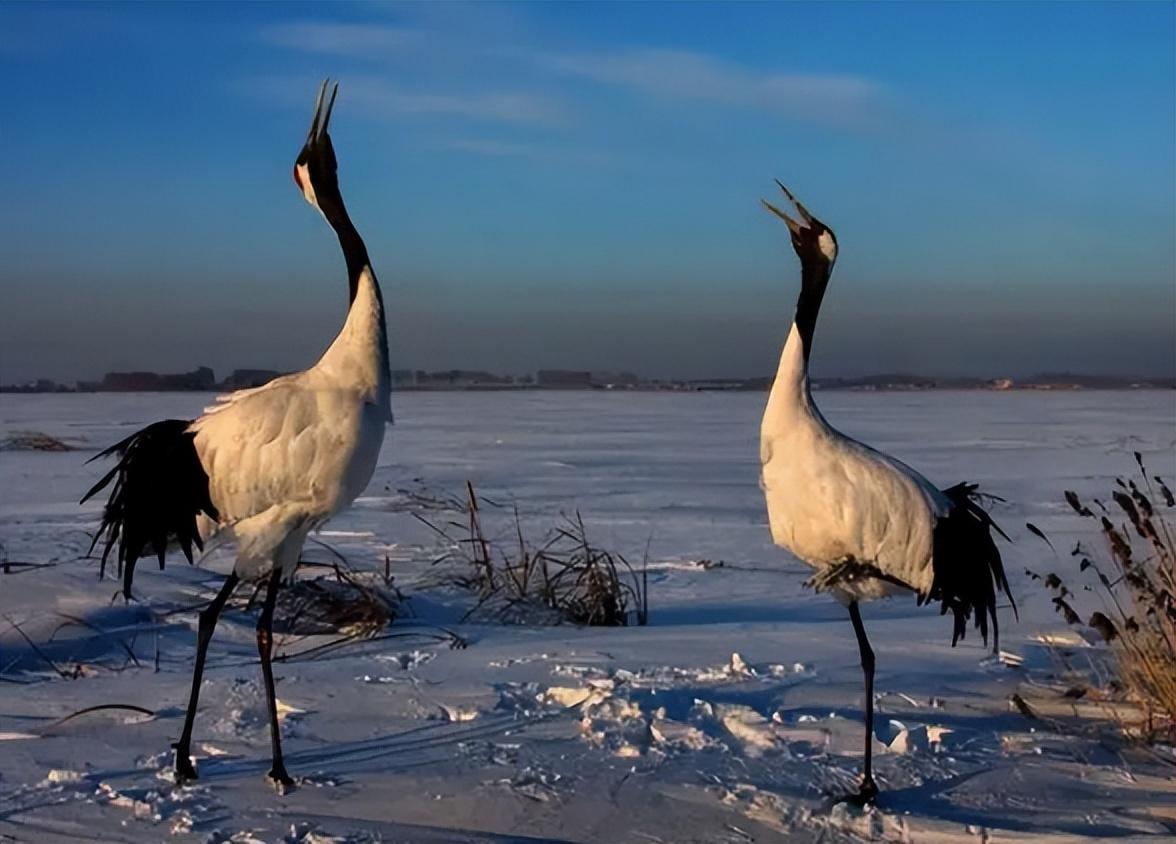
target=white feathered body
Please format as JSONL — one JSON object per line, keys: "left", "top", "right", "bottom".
{"left": 190, "top": 267, "right": 390, "bottom": 580}
{"left": 760, "top": 324, "right": 950, "bottom": 602}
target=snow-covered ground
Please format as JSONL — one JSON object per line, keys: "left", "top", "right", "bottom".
{"left": 1, "top": 390, "right": 1174, "bottom": 843}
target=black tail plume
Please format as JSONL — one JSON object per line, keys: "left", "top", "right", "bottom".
{"left": 81, "top": 420, "right": 218, "bottom": 599}
{"left": 926, "top": 482, "right": 1017, "bottom": 652}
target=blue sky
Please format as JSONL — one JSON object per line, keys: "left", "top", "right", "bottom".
{"left": 2, "top": 1, "right": 1173, "bottom": 382}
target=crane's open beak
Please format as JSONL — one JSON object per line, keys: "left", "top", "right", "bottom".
{"left": 761, "top": 180, "right": 818, "bottom": 235}
{"left": 306, "top": 78, "right": 339, "bottom": 146}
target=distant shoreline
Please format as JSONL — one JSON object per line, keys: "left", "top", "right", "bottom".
{"left": 3, "top": 366, "right": 1173, "bottom": 394}
{"left": 4, "top": 382, "right": 1173, "bottom": 395}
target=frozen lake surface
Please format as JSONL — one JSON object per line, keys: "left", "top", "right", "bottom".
{"left": 1, "top": 390, "right": 1174, "bottom": 842}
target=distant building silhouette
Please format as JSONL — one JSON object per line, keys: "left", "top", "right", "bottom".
{"left": 412, "top": 370, "right": 513, "bottom": 388}
{"left": 391, "top": 369, "right": 417, "bottom": 388}
{"left": 221, "top": 369, "right": 283, "bottom": 390}
{"left": 93, "top": 366, "right": 216, "bottom": 392}
{"left": 0, "top": 378, "right": 71, "bottom": 393}
{"left": 590, "top": 371, "right": 639, "bottom": 389}
{"left": 537, "top": 369, "right": 592, "bottom": 388}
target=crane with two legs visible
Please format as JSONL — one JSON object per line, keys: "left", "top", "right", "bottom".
{"left": 83, "top": 81, "right": 390, "bottom": 792}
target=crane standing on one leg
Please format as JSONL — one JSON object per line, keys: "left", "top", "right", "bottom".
{"left": 83, "top": 81, "right": 391, "bottom": 792}
{"left": 756, "top": 182, "right": 1016, "bottom": 804}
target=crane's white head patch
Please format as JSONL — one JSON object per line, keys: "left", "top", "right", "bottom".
{"left": 294, "top": 162, "right": 318, "bottom": 208}
{"left": 817, "top": 230, "right": 838, "bottom": 262}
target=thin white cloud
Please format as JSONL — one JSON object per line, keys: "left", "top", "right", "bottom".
{"left": 347, "top": 78, "right": 569, "bottom": 126}
{"left": 547, "top": 48, "right": 883, "bottom": 125}
{"left": 260, "top": 21, "right": 422, "bottom": 58}
{"left": 239, "top": 74, "right": 570, "bottom": 128}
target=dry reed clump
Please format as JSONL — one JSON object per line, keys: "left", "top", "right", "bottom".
{"left": 421, "top": 483, "right": 648, "bottom": 627}
{"left": 0, "top": 431, "right": 75, "bottom": 452}
{"left": 1026, "top": 453, "right": 1176, "bottom": 741}
{"left": 238, "top": 558, "right": 401, "bottom": 639}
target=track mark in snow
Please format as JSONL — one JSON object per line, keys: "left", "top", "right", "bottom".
{"left": 375, "top": 649, "right": 435, "bottom": 671}
{"left": 488, "top": 652, "right": 555, "bottom": 668}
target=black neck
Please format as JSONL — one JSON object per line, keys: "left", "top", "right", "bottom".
{"left": 318, "top": 186, "right": 370, "bottom": 303}
{"left": 318, "top": 181, "right": 390, "bottom": 379}
{"left": 794, "top": 257, "right": 832, "bottom": 364}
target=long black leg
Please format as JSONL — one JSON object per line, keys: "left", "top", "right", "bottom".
{"left": 257, "top": 569, "right": 294, "bottom": 792}
{"left": 847, "top": 601, "right": 879, "bottom": 804}
{"left": 174, "top": 573, "right": 239, "bottom": 783}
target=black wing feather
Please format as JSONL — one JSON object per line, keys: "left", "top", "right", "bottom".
{"left": 924, "top": 482, "right": 1017, "bottom": 652}
{"left": 81, "top": 419, "right": 218, "bottom": 599}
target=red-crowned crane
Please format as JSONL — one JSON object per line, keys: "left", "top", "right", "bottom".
{"left": 82, "top": 81, "right": 390, "bottom": 792}
{"left": 757, "top": 182, "right": 1015, "bottom": 805}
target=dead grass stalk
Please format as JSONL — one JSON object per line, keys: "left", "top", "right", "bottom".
{"left": 1027, "top": 453, "right": 1176, "bottom": 741}
{"left": 421, "top": 483, "right": 648, "bottom": 626}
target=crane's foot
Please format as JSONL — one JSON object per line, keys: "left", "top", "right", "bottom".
{"left": 831, "top": 776, "right": 879, "bottom": 808}
{"left": 172, "top": 744, "right": 198, "bottom": 785}
{"left": 267, "top": 765, "right": 296, "bottom": 795}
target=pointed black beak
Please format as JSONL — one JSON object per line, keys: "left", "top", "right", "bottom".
{"left": 760, "top": 180, "right": 818, "bottom": 235}
{"left": 306, "top": 78, "right": 339, "bottom": 146}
